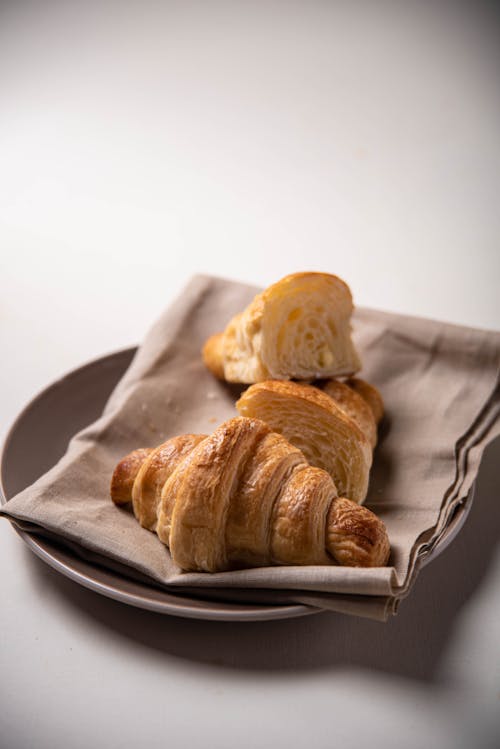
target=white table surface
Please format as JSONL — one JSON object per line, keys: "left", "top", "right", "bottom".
{"left": 1, "top": 2, "right": 499, "bottom": 747}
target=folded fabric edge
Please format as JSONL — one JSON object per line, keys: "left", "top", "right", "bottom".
{"left": 1, "top": 515, "right": 397, "bottom": 599}
{"left": 4, "top": 517, "right": 395, "bottom": 621}
{"left": 0, "top": 274, "right": 496, "bottom": 612}
{"left": 392, "top": 379, "right": 500, "bottom": 591}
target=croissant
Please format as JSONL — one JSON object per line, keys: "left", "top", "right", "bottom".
{"left": 319, "top": 377, "right": 383, "bottom": 449}
{"left": 110, "top": 416, "right": 390, "bottom": 572}
{"left": 345, "top": 377, "right": 385, "bottom": 426}
{"left": 236, "top": 380, "right": 380, "bottom": 504}
{"left": 202, "top": 272, "right": 362, "bottom": 383}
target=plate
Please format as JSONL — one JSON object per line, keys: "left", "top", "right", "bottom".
{"left": 0, "top": 348, "right": 318, "bottom": 622}
{"left": 0, "top": 349, "right": 472, "bottom": 621}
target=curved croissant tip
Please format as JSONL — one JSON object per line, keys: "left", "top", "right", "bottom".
{"left": 326, "top": 497, "right": 391, "bottom": 567}
{"left": 110, "top": 447, "right": 153, "bottom": 505}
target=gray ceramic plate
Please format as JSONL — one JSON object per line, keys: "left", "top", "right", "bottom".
{"left": 0, "top": 348, "right": 318, "bottom": 622}
{"left": 0, "top": 349, "right": 471, "bottom": 621}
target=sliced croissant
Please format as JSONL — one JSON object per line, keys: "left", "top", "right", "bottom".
{"left": 320, "top": 378, "right": 379, "bottom": 448}
{"left": 236, "top": 381, "right": 372, "bottom": 504}
{"left": 202, "top": 272, "right": 361, "bottom": 383}
{"left": 110, "top": 417, "right": 390, "bottom": 571}
{"left": 346, "top": 377, "right": 385, "bottom": 426}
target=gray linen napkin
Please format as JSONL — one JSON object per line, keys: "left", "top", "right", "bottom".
{"left": 1, "top": 274, "right": 499, "bottom": 620}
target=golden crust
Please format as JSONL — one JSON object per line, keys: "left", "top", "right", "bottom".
{"left": 271, "top": 465, "right": 336, "bottom": 566}
{"left": 347, "top": 377, "right": 384, "bottom": 425}
{"left": 169, "top": 417, "right": 271, "bottom": 572}
{"left": 202, "top": 333, "right": 226, "bottom": 380}
{"left": 326, "top": 497, "right": 390, "bottom": 567}
{"left": 202, "top": 272, "right": 362, "bottom": 383}
{"left": 321, "top": 379, "right": 377, "bottom": 448}
{"left": 132, "top": 434, "right": 207, "bottom": 530}
{"left": 226, "top": 431, "right": 307, "bottom": 568}
{"left": 110, "top": 448, "right": 153, "bottom": 505}
{"left": 236, "top": 380, "right": 372, "bottom": 504}
{"left": 110, "top": 416, "right": 390, "bottom": 572}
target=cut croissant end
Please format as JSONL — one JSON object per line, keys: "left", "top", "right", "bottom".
{"left": 236, "top": 380, "right": 372, "bottom": 504}
{"left": 202, "top": 272, "right": 362, "bottom": 383}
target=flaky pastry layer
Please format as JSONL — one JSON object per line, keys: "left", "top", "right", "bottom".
{"left": 203, "top": 272, "right": 362, "bottom": 383}
{"left": 236, "top": 381, "right": 373, "bottom": 504}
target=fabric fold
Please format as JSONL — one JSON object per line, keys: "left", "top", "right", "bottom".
{"left": 1, "top": 274, "right": 498, "bottom": 619}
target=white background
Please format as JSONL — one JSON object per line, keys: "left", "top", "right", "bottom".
{"left": 1, "top": 2, "right": 499, "bottom": 748}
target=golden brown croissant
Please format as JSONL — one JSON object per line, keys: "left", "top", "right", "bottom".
{"left": 110, "top": 416, "right": 390, "bottom": 572}
{"left": 236, "top": 380, "right": 381, "bottom": 504}
{"left": 345, "top": 377, "right": 385, "bottom": 426}
{"left": 319, "top": 378, "right": 383, "bottom": 448}
{"left": 202, "top": 272, "right": 362, "bottom": 383}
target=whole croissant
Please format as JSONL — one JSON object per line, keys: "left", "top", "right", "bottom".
{"left": 202, "top": 272, "right": 362, "bottom": 383}
{"left": 111, "top": 416, "right": 390, "bottom": 572}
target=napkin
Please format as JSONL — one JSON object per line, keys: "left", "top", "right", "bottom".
{"left": 2, "top": 274, "right": 499, "bottom": 620}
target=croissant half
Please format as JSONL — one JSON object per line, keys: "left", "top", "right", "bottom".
{"left": 202, "top": 272, "right": 362, "bottom": 383}
{"left": 345, "top": 377, "right": 385, "bottom": 427}
{"left": 236, "top": 379, "right": 381, "bottom": 504}
{"left": 111, "top": 417, "right": 390, "bottom": 572}
{"left": 320, "top": 378, "right": 379, "bottom": 449}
